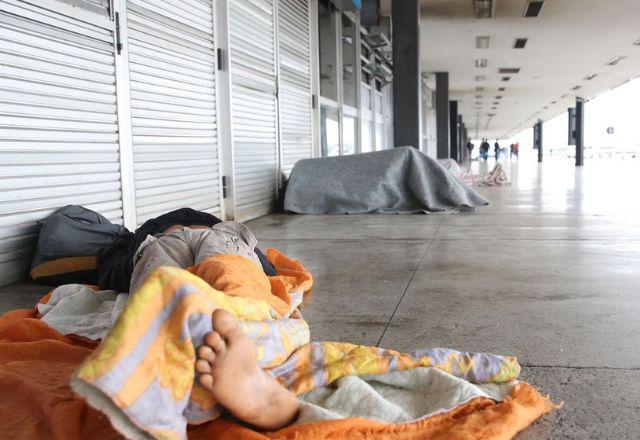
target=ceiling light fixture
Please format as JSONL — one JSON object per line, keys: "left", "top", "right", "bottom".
{"left": 583, "top": 73, "right": 598, "bottom": 80}
{"left": 495, "top": 95, "right": 503, "bottom": 99}
{"left": 523, "top": 1, "right": 544, "bottom": 17}
{"left": 475, "top": 75, "right": 486, "bottom": 81}
{"left": 476, "top": 86, "right": 484, "bottom": 92}
{"left": 476, "top": 36, "right": 490, "bottom": 49}
{"left": 473, "top": 0, "right": 494, "bottom": 18}
{"left": 633, "top": 38, "right": 640, "bottom": 46}
{"left": 501, "top": 76, "right": 510, "bottom": 81}
{"left": 499, "top": 67, "right": 520, "bottom": 74}
{"left": 570, "top": 85, "right": 582, "bottom": 91}
{"left": 606, "top": 56, "right": 626, "bottom": 66}
{"left": 513, "top": 38, "right": 528, "bottom": 49}
{"left": 498, "top": 87, "right": 506, "bottom": 91}
{"left": 475, "top": 58, "right": 488, "bottom": 68}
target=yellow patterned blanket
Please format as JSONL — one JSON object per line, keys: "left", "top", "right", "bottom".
{"left": 70, "top": 251, "right": 551, "bottom": 440}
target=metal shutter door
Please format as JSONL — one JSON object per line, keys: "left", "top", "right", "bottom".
{"left": 228, "top": 0, "right": 278, "bottom": 220}
{"left": 0, "top": 0, "right": 122, "bottom": 285}
{"left": 277, "top": 0, "right": 312, "bottom": 178}
{"left": 127, "top": 0, "right": 222, "bottom": 225}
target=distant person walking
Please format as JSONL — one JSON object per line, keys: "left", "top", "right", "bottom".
{"left": 511, "top": 141, "right": 520, "bottom": 160}
{"left": 466, "top": 140, "right": 474, "bottom": 159}
{"left": 480, "top": 139, "right": 490, "bottom": 160}
{"left": 494, "top": 140, "right": 500, "bottom": 161}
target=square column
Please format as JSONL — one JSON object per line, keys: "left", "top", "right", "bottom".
{"left": 392, "top": 0, "right": 421, "bottom": 148}
{"left": 449, "top": 100, "right": 458, "bottom": 161}
{"left": 435, "top": 72, "right": 450, "bottom": 158}
{"left": 575, "top": 98, "right": 585, "bottom": 166}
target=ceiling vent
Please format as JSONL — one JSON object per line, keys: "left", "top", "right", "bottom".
{"left": 570, "top": 85, "right": 582, "bottom": 91}
{"left": 475, "top": 95, "right": 483, "bottom": 99}
{"left": 475, "top": 58, "right": 488, "bottom": 68}
{"left": 523, "top": 1, "right": 544, "bottom": 17}
{"left": 513, "top": 38, "right": 528, "bottom": 49}
{"left": 495, "top": 95, "right": 502, "bottom": 99}
{"left": 551, "top": 100, "right": 557, "bottom": 104}
{"left": 475, "top": 75, "right": 486, "bottom": 81}
{"left": 499, "top": 67, "right": 520, "bottom": 74}
{"left": 475, "top": 86, "right": 484, "bottom": 92}
{"left": 473, "top": 0, "right": 494, "bottom": 18}
{"left": 633, "top": 38, "right": 640, "bottom": 46}
{"left": 583, "top": 73, "right": 598, "bottom": 81}
{"left": 501, "top": 76, "right": 510, "bottom": 81}
{"left": 476, "top": 35, "right": 490, "bottom": 49}
{"left": 606, "top": 56, "right": 626, "bottom": 66}
{"left": 498, "top": 87, "right": 506, "bottom": 91}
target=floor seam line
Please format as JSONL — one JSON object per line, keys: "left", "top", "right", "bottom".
{"left": 522, "top": 364, "right": 640, "bottom": 371}
{"left": 375, "top": 220, "right": 443, "bottom": 348}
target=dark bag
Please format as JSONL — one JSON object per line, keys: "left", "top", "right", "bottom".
{"left": 30, "top": 205, "right": 128, "bottom": 286}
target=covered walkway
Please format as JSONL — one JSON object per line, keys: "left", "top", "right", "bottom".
{"left": 1, "top": 158, "right": 639, "bottom": 438}
{"left": 245, "top": 158, "right": 640, "bottom": 439}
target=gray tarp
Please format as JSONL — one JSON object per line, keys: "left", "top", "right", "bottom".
{"left": 284, "top": 147, "right": 489, "bottom": 214}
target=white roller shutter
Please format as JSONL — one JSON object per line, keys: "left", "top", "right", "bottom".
{"left": 228, "top": 0, "right": 278, "bottom": 220}
{"left": 126, "top": 0, "right": 222, "bottom": 225}
{"left": 277, "top": 0, "right": 312, "bottom": 178}
{"left": 0, "top": 0, "right": 122, "bottom": 285}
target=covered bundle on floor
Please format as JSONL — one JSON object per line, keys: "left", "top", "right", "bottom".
{"left": 284, "top": 147, "right": 488, "bottom": 214}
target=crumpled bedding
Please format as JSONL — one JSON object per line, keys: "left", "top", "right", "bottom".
{"left": 284, "top": 147, "right": 489, "bottom": 214}
{"left": 437, "top": 158, "right": 476, "bottom": 186}
{"left": 38, "top": 284, "right": 128, "bottom": 340}
{"left": 479, "top": 163, "right": 510, "bottom": 186}
{"left": 0, "top": 249, "right": 555, "bottom": 440}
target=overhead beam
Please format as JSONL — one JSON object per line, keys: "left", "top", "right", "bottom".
{"left": 435, "top": 72, "right": 450, "bottom": 158}
{"left": 392, "top": 0, "right": 421, "bottom": 148}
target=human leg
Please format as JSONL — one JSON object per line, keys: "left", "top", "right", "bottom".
{"left": 195, "top": 310, "right": 299, "bottom": 430}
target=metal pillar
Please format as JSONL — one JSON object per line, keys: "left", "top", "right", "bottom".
{"left": 435, "top": 72, "right": 450, "bottom": 158}
{"left": 575, "top": 98, "right": 585, "bottom": 166}
{"left": 457, "top": 115, "right": 464, "bottom": 161}
{"left": 533, "top": 120, "right": 543, "bottom": 163}
{"left": 449, "top": 100, "right": 458, "bottom": 161}
{"left": 392, "top": 0, "right": 420, "bottom": 148}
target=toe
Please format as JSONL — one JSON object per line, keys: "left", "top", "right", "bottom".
{"left": 212, "top": 309, "right": 243, "bottom": 343}
{"left": 198, "top": 345, "right": 216, "bottom": 363}
{"left": 205, "top": 331, "right": 226, "bottom": 354}
{"left": 195, "top": 359, "right": 212, "bottom": 374}
{"left": 199, "top": 373, "right": 214, "bottom": 389}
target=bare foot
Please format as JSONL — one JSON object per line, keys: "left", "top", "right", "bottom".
{"left": 195, "top": 309, "right": 299, "bottom": 430}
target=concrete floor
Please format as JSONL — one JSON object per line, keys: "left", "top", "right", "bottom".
{"left": 244, "top": 158, "right": 640, "bottom": 439}
{"left": 1, "top": 157, "right": 639, "bottom": 438}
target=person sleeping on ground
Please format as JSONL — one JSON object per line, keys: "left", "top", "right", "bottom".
{"left": 195, "top": 309, "right": 300, "bottom": 430}
{"left": 127, "top": 219, "right": 300, "bottom": 430}
{"left": 129, "top": 221, "right": 264, "bottom": 294}
{"left": 97, "top": 207, "right": 276, "bottom": 293}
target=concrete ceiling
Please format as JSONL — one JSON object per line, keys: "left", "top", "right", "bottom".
{"left": 411, "top": 0, "right": 640, "bottom": 139}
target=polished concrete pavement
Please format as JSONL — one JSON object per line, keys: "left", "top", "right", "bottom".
{"left": 1, "top": 156, "right": 639, "bottom": 438}
{"left": 245, "top": 157, "right": 640, "bottom": 439}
